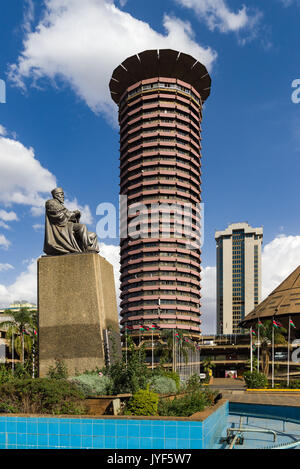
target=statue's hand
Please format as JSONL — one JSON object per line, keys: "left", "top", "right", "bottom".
{"left": 74, "top": 210, "right": 81, "bottom": 221}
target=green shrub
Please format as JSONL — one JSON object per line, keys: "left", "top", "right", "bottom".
{"left": 0, "top": 366, "right": 13, "bottom": 384}
{"left": 47, "top": 360, "right": 68, "bottom": 380}
{"left": 158, "top": 389, "right": 215, "bottom": 417}
{"left": 278, "top": 380, "right": 300, "bottom": 389}
{"left": 149, "top": 376, "right": 177, "bottom": 395}
{"left": 243, "top": 371, "right": 268, "bottom": 389}
{"left": 107, "top": 339, "right": 150, "bottom": 394}
{"left": 0, "top": 378, "right": 86, "bottom": 414}
{"left": 0, "top": 364, "right": 31, "bottom": 384}
{"left": 70, "top": 374, "right": 113, "bottom": 396}
{"left": 126, "top": 388, "right": 159, "bottom": 416}
{"left": 186, "top": 374, "right": 202, "bottom": 391}
{"left": 0, "top": 402, "right": 17, "bottom": 413}
{"left": 161, "top": 371, "right": 181, "bottom": 391}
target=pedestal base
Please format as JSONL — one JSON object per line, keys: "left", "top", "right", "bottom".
{"left": 38, "top": 253, "right": 119, "bottom": 377}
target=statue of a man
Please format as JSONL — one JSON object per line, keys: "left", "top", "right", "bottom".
{"left": 43, "top": 187, "right": 99, "bottom": 256}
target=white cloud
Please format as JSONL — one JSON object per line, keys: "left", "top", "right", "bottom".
{"left": 0, "top": 235, "right": 11, "bottom": 250}
{"left": 99, "top": 242, "right": 120, "bottom": 302}
{"left": 262, "top": 235, "right": 300, "bottom": 299}
{"left": 0, "top": 134, "right": 56, "bottom": 210}
{"left": 0, "top": 259, "right": 37, "bottom": 307}
{"left": 9, "top": 0, "right": 217, "bottom": 122}
{"left": 175, "top": 0, "right": 262, "bottom": 42}
{"left": 200, "top": 266, "right": 216, "bottom": 334}
{"left": 0, "top": 264, "right": 14, "bottom": 272}
{"left": 65, "top": 198, "right": 93, "bottom": 225}
{"left": 0, "top": 129, "right": 93, "bottom": 223}
{"left": 0, "top": 222, "right": 10, "bottom": 230}
{"left": 0, "top": 210, "right": 19, "bottom": 222}
{"left": 32, "top": 224, "right": 44, "bottom": 231}
{"left": 0, "top": 210, "right": 18, "bottom": 230}
{"left": 278, "top": 0, "right": 298, "bottom": 6}
{"left": 0, "top": 125, "right": 7, "bottom": 136}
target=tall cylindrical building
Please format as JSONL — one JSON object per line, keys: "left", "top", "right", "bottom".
{"left": 110, "top": 49, "right": 211, "bottom": 341}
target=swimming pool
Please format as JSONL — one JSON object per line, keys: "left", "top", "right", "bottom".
{"left": 0, "top": 400, "right": 228, "bottom": 449}
{"left": 218, "top": 403, "right": 300, "bottom": 450}
{"left": 0, "top": 401, "right": 299, "bottom": 449}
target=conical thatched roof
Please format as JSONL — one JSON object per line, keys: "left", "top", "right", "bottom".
{"left": 240, "top": 265, "right": 300, "bottom": 329}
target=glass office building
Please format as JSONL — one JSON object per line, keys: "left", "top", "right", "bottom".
{"left": 215, "top": 223, "right": 263, "bottom": 334}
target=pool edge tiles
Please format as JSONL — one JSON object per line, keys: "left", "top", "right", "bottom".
{"left": 0, "top": 401, "right": 229, "bottom": 449}
{"left": 229, "top": 402, "right": 300, "bottom": 425}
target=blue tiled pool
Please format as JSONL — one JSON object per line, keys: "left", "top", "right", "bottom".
{"left": 0, "top": 400, "right": 229, "bottom": 449}
{"left": 217, "top": 403, "right": 300, "bottom": 450}
{"left": 2, "top": 401, "right": 299, "bottom": 449}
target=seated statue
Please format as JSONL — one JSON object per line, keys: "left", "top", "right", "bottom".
{"left": 43, "top": 187, "right": 99, "bottom": 256}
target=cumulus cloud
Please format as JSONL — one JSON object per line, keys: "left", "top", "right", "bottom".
{"left": 32, "top": 224, "right": 44, "bottom": 231}
{"left": 65, "top": 198, "right": 93, "bottom": 225}
{"left": 0, "top": 235, "right": 11, "bottom": 250}
{"left": 278, "top": 0, "right": 298, "bottom": 6}
{"left": 0, "top": 259, "right": 37, "bottom": 307}
{"left": 99, "top": 242, "right": 120, "bottom": 302}
{"left": 0, "top": 209, "right": 18, "bottom": 231}
{"left": 0, "top": 264, "right": 14, "bottom": 272}
{"left": 200, "top": 266, "right": 216, "bottom": 334}
{"left": 262, "top": 235, "right": 300, "bottom": 299}
{"left": 0, "top": 129, "right": 93, "bottom": 224}
{"left": 174, "top": 0, "right": 262, "bottom": 43}
{"left": 9, "top": 0, "right": 217, "bottom": 123}
{"left": 0, "top": 210, "right": 19, "bottom": 222}
{"left": 0, "top": 134, "right": 56, "bottom": 211}
{"left": 0, "top": 125, "right": 7, "bottom": 136}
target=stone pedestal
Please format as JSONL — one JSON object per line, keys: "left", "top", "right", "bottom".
{"left": 38, "top": 253, "right": 119, "bottom": 377}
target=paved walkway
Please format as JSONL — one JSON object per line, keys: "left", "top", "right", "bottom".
{"left": 222, "top": 391, "right": 300, "bottom": 407}
{"left": 209, "top": 378, "right": 300, "bottom": 407}
{"left": 209, "top": 378, "right": 246, "bottom": 391}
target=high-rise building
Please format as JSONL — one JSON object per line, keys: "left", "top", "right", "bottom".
{"left": 215, "top": 223, "right": 263, "bottom": 334}
{"left": 109, "top": 49, "right": 211, "bottom": 340}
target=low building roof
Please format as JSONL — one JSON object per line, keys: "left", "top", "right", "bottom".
{"left": 240, "top": 264, "right": 300, "bottom": 329}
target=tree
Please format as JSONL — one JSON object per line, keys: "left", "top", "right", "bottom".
{"left": 253, "top": 320, "right": 286, "bottom": 377}
{"left": 245, "top": 356, "right": 258, "bottom": 371}
{"left": 2, "top": 307, "right": 38, "bottom": 371}
{"left": 202, "top": 357, "right": 215, "bottom": 378}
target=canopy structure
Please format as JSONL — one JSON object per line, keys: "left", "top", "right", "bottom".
{"left": 240, "top": 265, "right": 300, "bottom": 330}
{"left": 109, "top": 49, "right": 211, "bottom": 105}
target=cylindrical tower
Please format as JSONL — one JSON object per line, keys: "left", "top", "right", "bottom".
{"left": 110, "top": 49, "right": 211, "bottom": 341}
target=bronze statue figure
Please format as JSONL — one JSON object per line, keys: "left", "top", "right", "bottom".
{"left": 43, "top": 188, "right": 99, "bottom": 256}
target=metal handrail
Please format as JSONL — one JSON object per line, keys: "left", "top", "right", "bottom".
{"left": 264, "top": 440, "right": 300, "bottom": 450}
{"left": 227, "top": 427, "right": 277, "bottom": 447}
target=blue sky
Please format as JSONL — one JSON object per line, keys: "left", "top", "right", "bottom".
{"left": 0, "top": 0, "right": 300, "bottom": 332}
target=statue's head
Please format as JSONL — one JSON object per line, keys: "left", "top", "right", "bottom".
{"left": 51, "top": 187, "right": 64, "bottom": 203}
